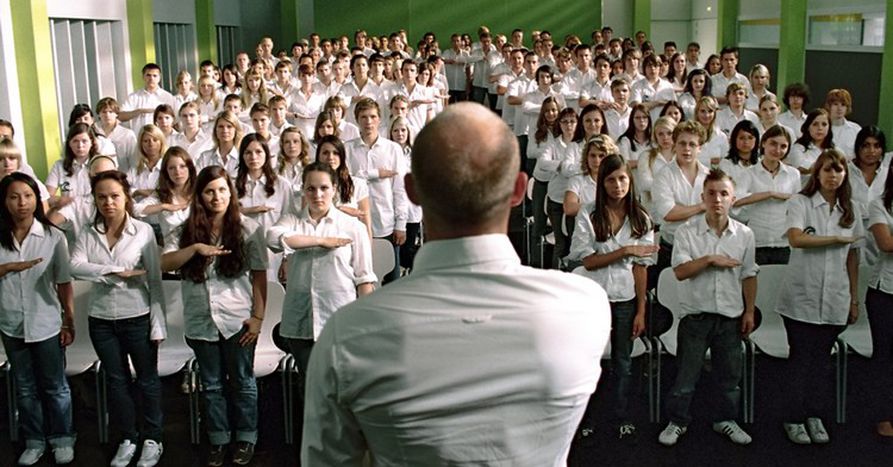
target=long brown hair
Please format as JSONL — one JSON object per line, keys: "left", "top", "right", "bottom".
{"left": 315, "top": 135, "right": 354, "bottom": 204}
{"left": 590, "top": 154, "right": 651, "bottom": 242}
{"left": 236, "top": 133, "right": 278, "bottom": 198}
{"left": 178, "top": 166, "right": 246, "bottom": 282}
{"left": 277, "top": 126, "right": 312, "bottom": 175}
{"left": 63, "top": 123, "right": 99, "bottom": 176}
{"left": 800, "top": 148, "right": 855, "bottom": 228}
{"left": 90, "top": 171, "right": 134, "bottom": 240}
{"left": 157, "top": 146, "right": 196, "bottom": 204}
{"left": 534, "top": 96, "right": 560, "bottom": 144}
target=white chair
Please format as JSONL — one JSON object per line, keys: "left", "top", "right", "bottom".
{"left": 838, "top": 265, "right": 874, "bottom": 357}
{"left": 157, "top": 281, "right": 195, "bottom": 377}
{"left": 371, "top": 238, "right": 395, "bottom": 284}
{"left": 66, "top": 281, "right": 107, "bottom": 442}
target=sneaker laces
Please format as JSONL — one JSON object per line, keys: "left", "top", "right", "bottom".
{"left": 619, "top": 424, "right": 636, "bottom": 438}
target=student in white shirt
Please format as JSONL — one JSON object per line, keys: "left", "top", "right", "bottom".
{"left": 220, "top": 64, "right": 242, "bottom": 97}
{"left": 684, "top": 42, "right": 701, "bottom": 72}
{"left": 605, "top": 78, "right": 632, "bottom": 139}
{"left": 196, "top": 111, "right": 244, "bottom": 179}
{"left": 0, "top": 140, "right": 50, "bottom": 212}
{"left": 745, "top": 64, "right": 775, "bottom": 113}
{"left": 67, "top": 104, "right": 117, "bottom": 158}
{"left": 718, "top": 120, "right": 760, "bottom": 198}
{"left": 866, "top": 161, "right": 893, "bottom": 438}
{"left": 705, "top": 54, "right": 722, "bottom": 76}
{"left": 389, "top": 117, "right": 422, "bottom": 269}
{"left": 276, "top": 126, "right": 312, "bottom": 193}
{"left": 630, "top": 54, "right": 675, "bottom": 120}
{"left": 637, "top": 116, "right": 678, "bottom": 214}
{"left": 316, "top": 135, "right": 372, "bottom": 238}
{"left": 152, "top": 104, "right": 179, "bottom": 142}
{"left": 575, "top": 104, "right": 610, "bottom": 142}
{"left": 133, "top": 147, "right": 195, "bottom": 240}
{"left": 520, "top": 65, "right": 564, "bottom": 174}
{"left": 564, "top": 134, "right": 613, "bottom": 234}
{"left": 248, "top": 103, "right": 280, "bottom": 156}
{"left": 288, "top": 64, "right": 327, "bottom": 138}
{"left": 617, "top": 104, "right": 652, "bottom": 169}
{"left": 659, "top": 169, "right": 757, "bottom": 447}
{"left": 173, "top": 70, "right": 198, "bottom": 113}
{"left": 97, "top": 97, "right": 138, "bottom": 173}
{"left": 240, "top": 71, "right": 270, "bottom": 116}
{"left": 569, "top": 154, "right": 656, "bottom": 438}
{"left": 544, "top": 108, "right": 580, "bottom": 269}
{"left": 666, "top": 52, "right": 688, "bottom": 95}
{"left": 789, "top": 109, "right": 834, "bottom": 178}
{"left": 221, "top": 94, "right": 254, "bottom": 135}
{"left": 824, "top": 88, "right": 862, "bottom": 159}
{"left": 442, "top": 33, "right": 471, "bottom": 102}
{"left": 267, "top": 95, "right": 293, "bottom": 139}
{"left": 528, "top": 97, "right": 561, "bottom": 268}
{"left": 324, "top": 96, "right": 361, "bottom": 143}
{"left": 235, "top": 133, "right": 292, "bottom": 233}
{"left": 734, "top": 125, "right": 800, "bottom": 264}
{"left": 850, "top": 125, "right": 889, "bottom": 266}
{"left": 710, "top": 47, "right": 750, "bottom": 105}
{"left": 160, "top": 166, "right": 268, "bottom": 466}
{"left": 677, "top": 68, "right": 712, "bottom": 121}
{"left": 0, "top": 172, "right": 76, "bottom": 466}
{"left": 778, "top": 82, "right": 810, "bottom": 134}
{"left": 170, "top": 101, "right": 213, "bottom": 160}
{"left": 777, "top": 148, "right": 863, "bottom": 445}
{"left": 558, "top": 45, "right": 595, "bottom": 114}
{"left": 69, "top": 171, "right": 166, "bottom": 467}
{"left": 46, "top": 156, "right": 117, "bottom": 249}
{"left": 578, "top": 53, "right": 614, "bottom": 111}
{"left": 756, "top": 94, "right": 795, "bottom": 141}
{"left": 693, "top": 96, "right": 729, "bottom": 166}
{"left": 128, "top": 124, "right": 167, "bottom": 201}
{"left": 119, "top": 63, "right": 176, "bottom": 130}
{"left": 195, "top": 75, "right": 222, "bottom": 127}
{"left": 715, "top": 83, "right": 760, "bottom": 136}
{"left": 266, "top": 161, "right": 375, "bottom": 381}
{"left": 270, "top": 61, "right": 297, "bottom": 102}
{"left": 45, "top": 123, "right": 100, "bottom": 208}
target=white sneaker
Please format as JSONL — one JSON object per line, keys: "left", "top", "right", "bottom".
{"left": 53, "top": 445, "right": 75, "bottom": 464}
{"left": 784, "top": 422, "right": 811, "bottom": 444}
{"left": 658, "top": 421, "right": 687, "bottom": 446}
{"left": 17, "top": 447, "right": 43, "bottom": 466}
{"left": 136, "top": 440, "right": 163, "bottom": 467}
{"left": 713, "top": 420, "right": 752, "bottom": 445}
{"left": 111, "top": 440, "right": 137, "bottom": 467}
{"left": 806, "top": 417, "right": 830, "bottom": 444}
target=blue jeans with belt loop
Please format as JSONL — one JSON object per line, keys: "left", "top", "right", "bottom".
{"left": 665, "top": 313, "right": 743, "bottom": 426}
{"left": 610, "top": 299, "right": 637, "bottom": 421}
{"left": 187, "top": 327, "right": 258, "bottom": 445}
{"left": 89, "top": 314, "right": 163, "bottom": 442}
{"left": 1, "top": 332, "right": 76, "bottom": 450}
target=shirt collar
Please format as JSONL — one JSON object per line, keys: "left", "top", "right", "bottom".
{"left": 694, "top": 215, "right": 739, "bottom": 237}
{"left": 412, "top": 234, "right": 520, "bottom": 274}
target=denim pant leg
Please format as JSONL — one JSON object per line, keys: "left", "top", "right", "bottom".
{"left": 90, "top": 317, "right": 139, "bottom": 442}
{"left": 1, "top": 333, "right": 75, "bottom": 450}
{"left": 188, "top": 336, "right": 231, "bottom": 445}
{"left": 610, "top": 299, "right": 636, "bottom": 421}
{"left": 782, "top": 316, "right": 845, "bottom": 421}
{"left": 867, "top": 287, "right": 893, "bottom": 422}
{"left": 531, "top": 180, "right": 548, "bottom": 268}
{"left": 708, "top": 317, "right": 744, "bottom": 422}
{"left": 665, "top": 315, "right": 712, "bottom": 427}
{"left": 221, "top": 328, "right": 258, "bottom": 444}
{"left": 546, "top": 199, "right": 567, "bottom": 269}
{"left": 119, "top": 315, "right": 164, "bottom": 441}
{"left": 286, "top": 338, "right": 314, "bottom": 395}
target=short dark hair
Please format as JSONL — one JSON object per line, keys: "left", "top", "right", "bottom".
{"left": 142, "top": 63, "right": 161, "bottom": 74}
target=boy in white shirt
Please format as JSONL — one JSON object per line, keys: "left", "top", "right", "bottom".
{"left": 579, "top": 54, "right": 614, "bottom": 111}
{"left": 119, "top": 63, "right": 176, "bottom": 129}
{"left": 711, "top": 47, "right": 751, "bottom": 105}
{"left": 716, "top": 83, "right": 760, "bottom": 136}
{"left": 605, "top": 78, "right": 633, "bottom": 139}
{"left": 658, "top": 169, "right": 758, "bottom": 447}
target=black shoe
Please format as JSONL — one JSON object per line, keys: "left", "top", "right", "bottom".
{"left": 232, "top": 442, "right": 255, "bottom": 465}
{"left": 207, "top": 444, "right": 226, "bottom": 467}
{"left": 618, "top": 422, "right": 637, "bottom": 440}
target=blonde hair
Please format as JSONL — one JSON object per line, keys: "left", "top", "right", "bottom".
{"left": 277, "top": 126, "right": 312, "bottom": 173}
{"left": 694, "top": 96, "right": 719, "bottom": 140}
{"left": 176, "top": 70, "right": 193, "bottom": 93}
{"left": 197, "top": 75, "right": 220, "bottom": 109}
{"left": 136, "top": 124, "right": 167, "bottom": 175}
{"left": 240, "top": 71, "right": 270, "bottom": 110}
{"left": 0, "top": 138, "right": 22, "bottom": 173}
{"left": 580, "top": 134, "right": 618, "bottom": 174}
{"left": 646, "top": 116, "right": 678, "bottom": 169}
{"left": 211, "top": 110, "right": 244, "bottom": 150}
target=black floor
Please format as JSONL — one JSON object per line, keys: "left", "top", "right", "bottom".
{"left": 2, "top": 354, "right": 893, "bottom": 466}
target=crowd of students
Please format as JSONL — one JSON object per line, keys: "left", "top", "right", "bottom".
{"left": 1, "top": 22, "right": 893, "bottom": 466}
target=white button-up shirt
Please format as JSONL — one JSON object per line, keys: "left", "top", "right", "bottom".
{"left": 122, "top": 87, "right": 177, "bottom": 130}
{"left": 46, "top": 159, "right": 91, "bottom": 198}
{"left": 288, "top": 87, "right": 327, "bottom": 138}
{"left": 196, "top": 147, "right": 240, "bottom": 179}
{"left": 777, "top": 193, "right": 865, "bottom": 325}
{"left": 715, "top": 107, "right": 760, "bottom": 136}
{"left": 565, "top": 174, "right": 597, "bottom": 207}
{"left": 106, "top": 124, "right": 138, "bottom": 173}
{"left": 301, "top": 234, "right": 610, "bottom": 467}
{"left": 0, "top": 221, "right": 71, "bottom": 342}
{"left": 545, "top": 137, "right": 581, "bottom": 203}
{"left": 345, "top": 137, "right": 408, "bottom": 237}
{"left": 126, "top": 162, "right": 163, "bottom": 193}
{"left": 267, "top": 206, "right": 375, "bottom": 340}
{"left": 672, "top": 215, "right": 758, "bottom": 318}
{"left": 70, "top": 216, "right": 166, "bottom": 340}
{"left": 238, "top": 175, "right": 294, "bottom": 229}
{"left": 710, "top": 72, "right": 750, "bottom": 101}
{"left": 163, "top": 217, "right": 269, "bottom": 340}
{"left": 133, "top": 195, "right": 191, "bottom": 239}
{"left": 605, "top": 106, "right": 632, "bottom": 140}
{"left": 169, "top": 129, "right": 213, "bottom": 161}
{"left": 742, "top": 162, "right": 802, "bottom": 247}
{"left": 652, "top": 161, "right": 710, "bottom": 244}
{"left": 869, "top": 198, "right": 893, "bottom": 293}
{"left": 570, "top": 209, "right": 655, "bottom": 302}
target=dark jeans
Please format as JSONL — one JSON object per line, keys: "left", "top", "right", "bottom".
{"left": 471, "top": 86, "right": 488, "bottom": 104}
{"left": 187, "top": 328, "right": 258, "bottom": 445}
{"left": 531, "top": 180, "right": 548, "bottom": 268}
{"left": 546, "top": 199, "right": 571, "bottom": 269}
{"left": 399, "top": 222, "right": 421, "bottom": 270}
{"left": 755, "top": 246, "right": 790, "bottom": 265}
{"left": 1, "top": 332, "right": 75, "bottom": 450}
{"left": 782, "top": 315, "right": 845, "bottom": 421}
{"left": 377, "top": 233, "right": 401, "bottom": 284}
{"left": 666, "top": 313, "right": 743, "bottom": 426}
{"left": 487, "top": 92, "right": 499, "bottom": 112}
{"left": 516, "top": 135, "right": 528, "bottom": 174}
{"left": 285, "top": 338, "right": 314, "bottom": 399}
{"left": 610, "top": 299, "right": 637, "bottom": 421}
{"left": 89, "top": 314, "right": 163, "bottom": 442}
{"left": 448, "top": 89, "right": 467, "bottom": 103}
{"left": 867, "top": 287, "right": 893, "bottom": 422}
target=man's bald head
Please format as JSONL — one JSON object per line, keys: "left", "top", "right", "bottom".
{"left": 411, "top": 102, "right": 519, "bottom": 228}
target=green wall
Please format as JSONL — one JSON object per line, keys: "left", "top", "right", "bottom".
{"left": 311, "top": 0, "right": 600, "bottom": 45}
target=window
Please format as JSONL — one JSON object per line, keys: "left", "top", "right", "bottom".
{"left": 739, "top": 19, "right": 781, "bottom": 46}
{"left": 153, "top": 22, "right": 197, "bottom": 92}
{"left": 217, "top": 26, "right": 239, "bottom": 66}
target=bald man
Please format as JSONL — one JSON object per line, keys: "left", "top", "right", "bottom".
{"left": 301, "top": 103, "right": 611, "bottom": 466}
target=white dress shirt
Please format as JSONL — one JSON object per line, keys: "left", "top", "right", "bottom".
{"left": 520, "top": 88, "right": 564, "bottom": 138}
{"left": 0, "top": 221, "right": 71, "bottom": 342}
{"left": 238, "top": 175, "right": 293, "bottom": 229}
{"left": 544, "top": 137, "right": 581, "bottom": 203}
{"left": 301, "top": 234, "right": 610, "bottom": 467}
{"left": 833, "top": 119, "right": 862, "bottom": 159}
{"left": 700, "top": 127, "right": 730, "bottom": 166}
{"left": 133, "top": 195, "right": 191, "bottom": 239}
{"left": 787, "top": 142, "right": 822, "bottom": 182}
{"left": 163, "top": 217, "right": 269, "bottom": 340}
{"left": 266, "top": 206, "right": 376, "bottom": 340}
{"left": 605, "top": 106, "right": 632, "bottom": 140}
{"left": 565, "top": 174, "right": 597, "bottom": 207}
{"left": 777, "top": 110, "right": 806, "bottom": 137}
{"left": 45, "top": 159, "right": 91, "bottom": 198}
{"left": 672, "top": 215, "right": 758, "bottom": 318}
{"left": 570, "top": 211, "right": 655, "bottom": 302}
{"left": 288, "top": 87, "right": 328, "bottom": 138}
{"left": 869, "top": 198, "right": 893, "bottom": 293}
{"left": 710, "top": 72, "right": 750, "bottom": 101}
{"left": 345, "top": 137, "right": 408, "bottom": 237}
{"left": 618, "top": 136, "right": 652, "bottom": 164}
{"left": 106, "top": 124, "right": 138, "bottom": 173}
{"left": 651, "top": 161, "right": 710, "bottom": 244}
{"left": 715, "top": 107, "right": 760, "bottom": 136}
{"left": 196, "top": 147, "right": 240, "bottom": 179}
{"left": 742, "top": 162, "right": 802, "bottom": 247}
{"left": 122, "top": 87, "right": 177, "bottom": 130}
{"left": 70, "top": 216, "right": 166, "bottom": 340}
{"left": 637, "top": 152, "right": 674, "bottom": 214}
{"left": 507, "top": 74, "right": 535, "bottom": 135}
{"left": 776, "top": 193, "right": 865, "bottom": 325}
{"left": 169, "top": 129, "right": 214, "bottom": 160}
{"left": 441, "top": 48, "right": 471, "bottom": 91}
{"left": 126, "top": 162, "right": 162, "bottom": 193}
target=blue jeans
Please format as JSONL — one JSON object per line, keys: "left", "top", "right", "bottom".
{"left": 755, "top": 246, "right": 790, "bottom": 265}
{"left": 89, "top": 314, "right": 163, "bottom": 442}
{"left": 610, "top": 299, "right": 636, "bottom": 421}
{"left": 187, "top": 328, "right": 258, "bottom": 445}
{"left": 285, "top": 337, "right": 314, "bottom": 393}
{"left": 1, "top": 332, "right": 76, "bottom": 450}
{"left": 665, "top": 313, "right": 743, "bottom": 426}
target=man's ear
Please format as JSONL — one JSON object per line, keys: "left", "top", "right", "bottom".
{"left": 510, "top": 172, "right": 528, "bottom": 207}
{"left": 405, "top": 173, "right": 420, "bottom": 205}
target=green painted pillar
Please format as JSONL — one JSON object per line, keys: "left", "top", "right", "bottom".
{"left": 196, "top": 0, "right": 218, "bottom": 64}
{"left": 9, "top": 0, "right": 61, "bottom": 179}
{"left": 716, "top": 0, "right": 739, "bottom": 49}
{"left": 593, "top": 0, "right": 603, "bottom": 32}
{"left": 877, "top": 0, "right": 893, "bottom": 135}
{"left": 776, "top": 0, "right": 807, "bottom": 98}
{"left": 126, "top": 0, "right": 156, "bottom": 89}
{"left": 282, "top": 0, "right": 299, "bottom": 45}
{"left": 632, "top": 0, "right": 651, "bottom": 39}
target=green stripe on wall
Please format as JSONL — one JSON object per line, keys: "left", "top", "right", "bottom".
{"left": 717, "top": 0, "right": 739, "bottom": 49}
{"left": 776, "top": 0, "right": 806, "bottom": 96}
{"left": 633, "top": 0, "right": 651, "bottom": 39}
{"left": 126, "top": 0, "right": 156, "bottom": 89}
{"left": 877, "top": 0, "right": 893, "bottom": 135}
{"left": 196, "top": 0, "right": 218, "bottom": 64}
{"left": 10, "top": 0, "right": 60, "bottom": 179}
